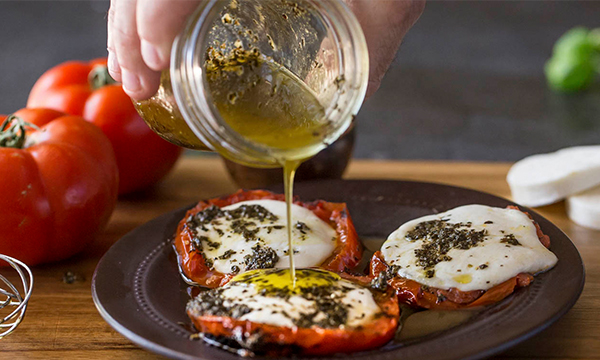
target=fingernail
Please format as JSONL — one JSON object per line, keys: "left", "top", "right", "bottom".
{"left": 121, "top": 69, "right": 141, "bottom": 93}
{"left": 107, "top": 52, "right": 121, "bottom": 81}
{"left": 141, "top": 40, "right": 165, "bottom": 70}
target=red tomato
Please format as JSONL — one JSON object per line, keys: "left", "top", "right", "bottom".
{"left": 188, "top": 274, "right": 399, "bottom": 356}
{"left": 175, "top": 189, "right": 364, "bottom": 288}
{"left": 0, "top": 109, "right": 118, "bottom": 265}
{"left": 27, "top": 59, "right": 182, "bottom": 194}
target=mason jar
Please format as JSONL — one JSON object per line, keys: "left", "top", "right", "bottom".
{"left": 134, "top": 0, "right": 368, "bottom": 168}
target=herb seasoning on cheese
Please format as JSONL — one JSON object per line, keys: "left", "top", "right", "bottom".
{"left": 187, "top": 269, "right": 382, "bottom": 329}
{"left": 406, "top": 219, "right": 488, "bottom": 278}
{"left": 186, "top": 200, "right": 337, "bottom": 275}
{"left": 380, "top": 205, "right": 558, "bottom": 292}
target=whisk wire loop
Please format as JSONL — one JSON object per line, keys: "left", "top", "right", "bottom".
{"left": 0, "top": 255, "right": 33, "bottom": 338}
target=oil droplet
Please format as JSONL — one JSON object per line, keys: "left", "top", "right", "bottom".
{"left": 453, "top": 274, "right": 472, "bottom": 284}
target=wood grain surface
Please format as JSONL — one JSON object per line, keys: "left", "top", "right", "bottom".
{"left": 1, "top": 157, "right": 596, "bottom": 359}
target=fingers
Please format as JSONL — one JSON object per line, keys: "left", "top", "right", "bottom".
{"left": 107, "top": 0, "right": 421, "bottom": 100}
{"left": 346, "top": 0, "right": 425, "bottom": 97}
{"left": 137, "top": 0, "right": 200, "bottom": 71}
{"left": 107, "top": 1, "right": 121, "bottom": 82}
{"left": 108, "top": 0, "right": 161, "bottom": 100}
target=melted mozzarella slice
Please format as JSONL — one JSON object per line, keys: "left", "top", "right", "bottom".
{"left": 221, "top": 282, "right": 379, "bottom": 328}
{"left": 193, "top": 200, "right": 337, "bottom": 274}
{"left": 189, "top": 269, "right": 382, "bottom": 329}
{"left": 381, "top": 205, "right": 558, "bottom": 292}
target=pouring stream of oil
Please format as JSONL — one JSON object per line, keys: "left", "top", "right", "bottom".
{"left": 283, "top": 160, "right": 301, "bottom": 286}
{"left": 207, "top": 50, "right": 329, "bottom": 286}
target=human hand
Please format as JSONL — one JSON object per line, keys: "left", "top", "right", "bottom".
{"left": 107, "top": 0, "right": 425, "bottom": 100}
{"left": 107, "top": 0, "right": 200, "bottom": 100}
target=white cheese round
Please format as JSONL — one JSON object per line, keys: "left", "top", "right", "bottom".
{"left": 217, "top": 276, "right": 381, "bottom": 328}
{"left": 381, "top": 205, "right": 558, "bottom": 292}
{"left": 567, "top": 185, "right": 600, "bottom": 230}
{"left": 507, "top": 146, "right": 600, "bottom": 207}
{"left": 193, "top": 200, "right": 337, "bottom": 274}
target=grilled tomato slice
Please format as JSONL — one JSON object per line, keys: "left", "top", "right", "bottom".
{"left": 370, "top": 205, "right": 557, "bottom": 310}
{"left": 175, "top": 190, "right": 363, "bottom": 287}
{"left": 186, "top": 268, "right": 398, "bottom": 356}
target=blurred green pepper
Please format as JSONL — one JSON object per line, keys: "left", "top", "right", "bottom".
{"left": 545, "top": 55, "right": 595, "bottom": 92}
{"left": 545, "top": 27, "right": 600, "bottom": 92}
{"left": 589, "top": 28, "right": 600, "bottom": 53}
{"left": 553, "top": 27, "right": 595, "bottom": 58}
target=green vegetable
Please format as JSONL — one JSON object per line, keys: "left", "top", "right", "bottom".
{"left": 553, "top": 27, "right": 595, "bottom": 59}
{"left": 545, "top": 27, "right": 600, "bottom": 92}
{"left": 545, "top": 53, "right": 595, "bottom": 92}
{"left": 589, "top": 28, "right": 600, "bottom": 53}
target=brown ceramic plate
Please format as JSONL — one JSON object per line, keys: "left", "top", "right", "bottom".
{"left": 92, "top": 180, "right": 584, "bottom": 360}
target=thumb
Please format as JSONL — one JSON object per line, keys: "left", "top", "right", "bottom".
{"left": 137, "top": 0, "right": 202, "bottom": 71}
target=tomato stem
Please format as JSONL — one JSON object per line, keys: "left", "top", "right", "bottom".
{"left": 89, "top": 65, "right": 117, "bottom": 90}
{"left": 0, "top": 115, "right": 40, "bottom": 149}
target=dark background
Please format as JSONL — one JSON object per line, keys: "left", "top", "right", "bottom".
{"left": 1, "top": 1, "right": 599, "bottom": 161}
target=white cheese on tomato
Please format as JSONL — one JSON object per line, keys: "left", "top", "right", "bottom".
{"left": 193, "top": 200, "right": 336, "bottom": 274}
{"left": 216, "top": 274, "right": 381, "bottom": 328}
{"left": 380, "top": 205, "right": 558, "bottom": 292}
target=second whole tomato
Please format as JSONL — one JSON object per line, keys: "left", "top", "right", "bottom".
{"left": 0, "top": 108, "right": 118, "bottom": 265}
{"left": 27, "top": 59, "right": 183, "bottom": 194}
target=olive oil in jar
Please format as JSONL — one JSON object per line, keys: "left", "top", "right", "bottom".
{"left": 205, "top": 49, "right": 329, "bottom": 159}
{"left": 135, "top": 54, "right": 329, "bottom": 156}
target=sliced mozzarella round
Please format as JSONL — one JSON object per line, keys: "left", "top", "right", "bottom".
{"left": 221, "top": 280, "right": 379, "bottom": 328}
{"left": 380, "top": 205, "right": 558, "bottom": 292}
{"left": 507, "top": 146, "right": 600, "bottom": 207}
{"left": 188, "top": 269, "right": 382, "bottom": 329}
{"left": 567, "top": 186, "right": 600, "bottom": 230}
{"left": 192, "top": 200, "right": 337, "bottom": 274}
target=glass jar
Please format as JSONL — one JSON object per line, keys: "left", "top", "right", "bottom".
{"left": 134, "top": 0, "right": 368, "bottom": 168}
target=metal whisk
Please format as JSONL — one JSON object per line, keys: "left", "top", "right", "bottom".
{"left": 0, "top": 254, "right": 33, "bottom": 339}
